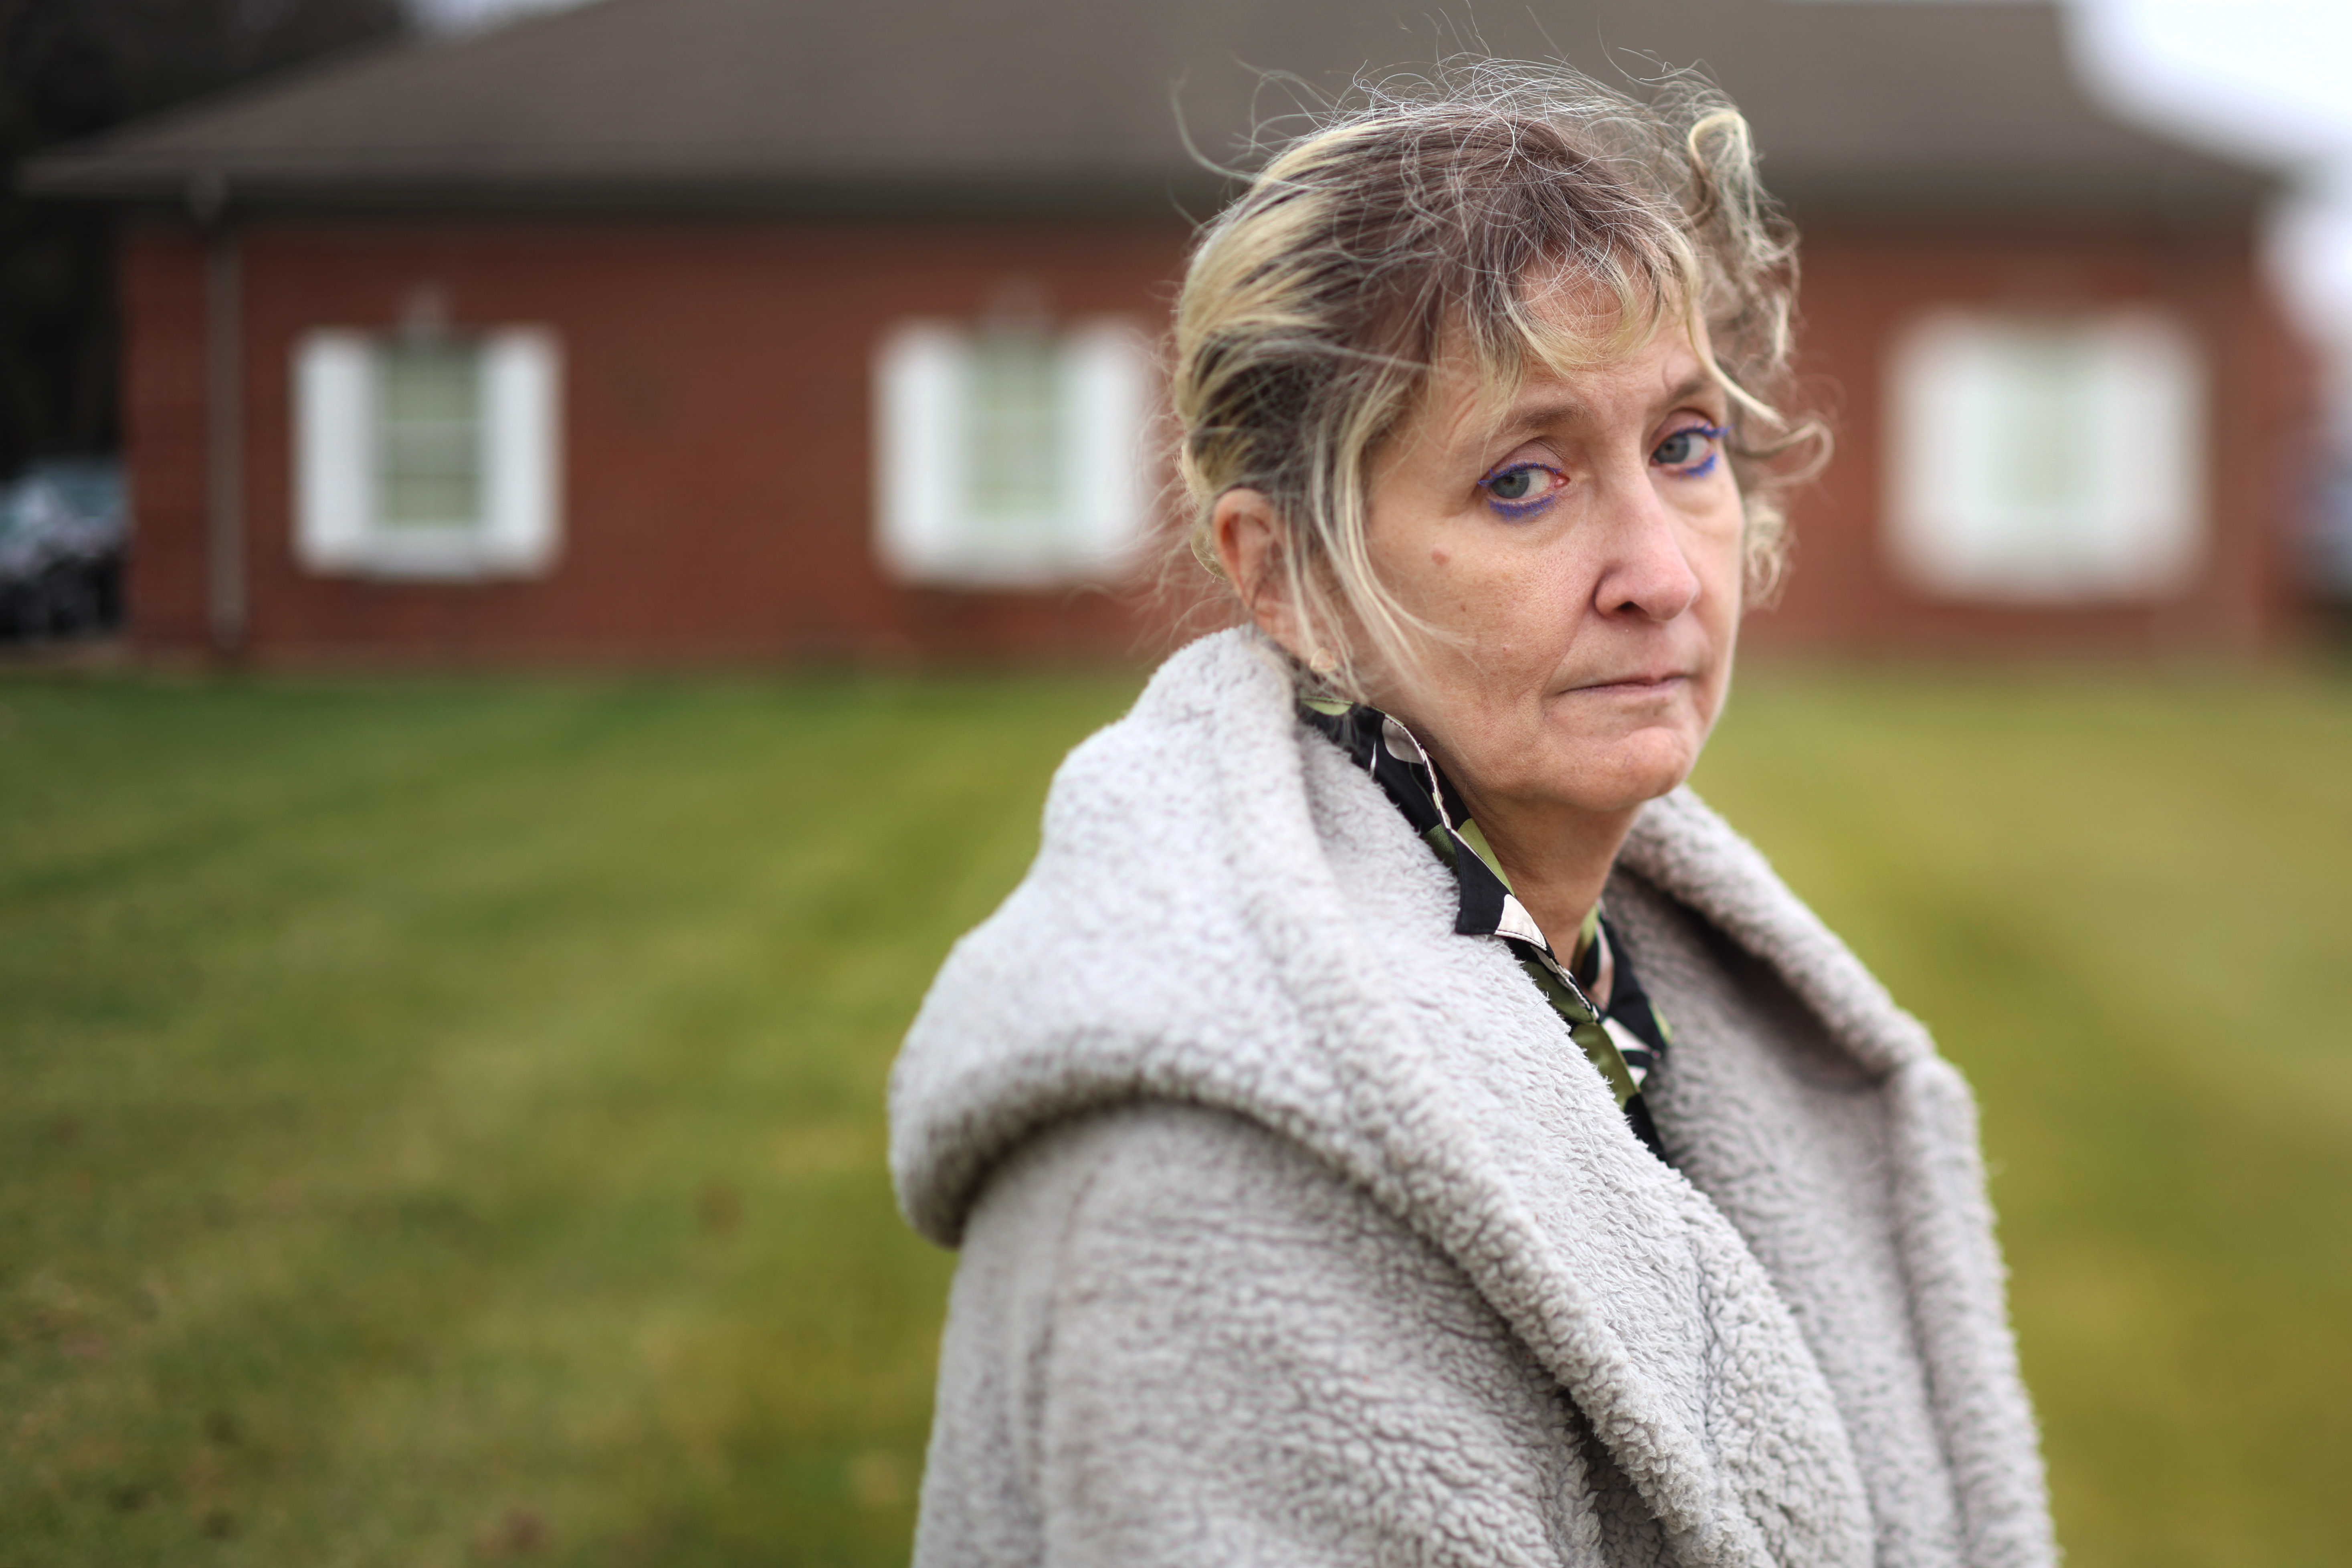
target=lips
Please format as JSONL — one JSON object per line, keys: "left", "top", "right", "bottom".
{"left": 1569, "top": 670, "right": 1689, "bottom": 693}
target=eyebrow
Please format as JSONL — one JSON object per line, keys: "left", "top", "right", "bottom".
{"left": 1486, "top": 371, "right": 1723, "bottom": 445}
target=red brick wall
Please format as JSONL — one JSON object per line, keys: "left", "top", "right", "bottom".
{"left": 122, "top": 221, "right": 213, "bottom": 651}
{"left": 123, "top": 214, "right": 1200, "bottom": 664}
{"left": 118, "top": 212, "right": 2314, "bottom": 663}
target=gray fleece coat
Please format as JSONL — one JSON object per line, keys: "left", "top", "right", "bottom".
{"left": 890, "top": 630, "right": 2055, "bottom": 1568}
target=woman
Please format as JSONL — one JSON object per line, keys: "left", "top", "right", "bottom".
{"left": 890, "top": 62, "right": 2055, "bottom": 1567}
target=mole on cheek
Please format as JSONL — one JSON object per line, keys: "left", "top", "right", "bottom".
{"left": 1430, "top": 548, "right": 1450, "bottom": 566}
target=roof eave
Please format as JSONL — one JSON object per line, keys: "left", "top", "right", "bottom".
{"left": 20, "top": 154, "right": 1238, "bottom": 221}
{"left": 1776, "top": 164, "right": 2275, "bottom": 235}
{"left": 28, "top": 161, "right": 2268, "bottom": 238}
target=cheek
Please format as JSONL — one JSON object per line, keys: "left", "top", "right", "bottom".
{"left": 1692, "top": 498, "right": 1747, "bottom": 618}
{"left": 1383, "top": 522, "right": 1534, "bottom": 636}
{"left": 1444, "top": 550, "right": 1589, "bottom": 674}
{"left": 1690, "top": 510, "right": 1746, "bottom": 721}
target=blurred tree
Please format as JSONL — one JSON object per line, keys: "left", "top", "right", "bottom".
{"left": 0, "top": 0, "right": 408, "bottom": 481}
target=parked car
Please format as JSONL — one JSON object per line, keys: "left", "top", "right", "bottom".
{"left": 0, "top": 458, "right": 127, "bottom": 640}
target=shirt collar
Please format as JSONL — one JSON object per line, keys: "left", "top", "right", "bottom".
{"left": 1299, "top": 700, "right": 1570, "bottom": 959}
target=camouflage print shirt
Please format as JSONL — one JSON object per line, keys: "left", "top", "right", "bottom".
{"left": 1301, "top": 700, "right": 1675, "bottom": 1162}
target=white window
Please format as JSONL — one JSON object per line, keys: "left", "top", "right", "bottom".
{"left": 1884, "top": 309, "right": 2205, "bottom": 602}
{"left": 873, "top": 319, "right": 1151, "bottom": 587}
{"left": 294, "top": 328, "right": 562, "bottom": 579}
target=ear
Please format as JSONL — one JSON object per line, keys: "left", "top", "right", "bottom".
{"left": 1212, "top": 488, "right": 1313, "bottom": 662}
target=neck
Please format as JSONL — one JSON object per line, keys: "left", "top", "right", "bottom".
{"left": 1454, "top": 791, "right": 1638, "bottom": 957}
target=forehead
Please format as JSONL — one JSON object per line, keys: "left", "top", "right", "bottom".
{"left": 1418, "top": 311, "right": 1720, "bottom": 456}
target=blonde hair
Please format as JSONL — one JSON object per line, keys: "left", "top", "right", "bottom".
{"left": 1170, "top": 59, "right": 1823, "bottom": 698}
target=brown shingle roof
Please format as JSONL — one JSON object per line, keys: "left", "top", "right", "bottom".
{"left": 22, "top": 0, "right": 2275, "bottom": 226}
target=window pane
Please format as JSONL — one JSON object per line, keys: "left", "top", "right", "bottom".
{"left": 873, "top": 317, "right": 1146, "bottom": 588}
{"left": 1992, "top": 336, "right": 2100, "bottom": 518}
{"left": 376, "top": 344, "right": 483, "bottom": 530}
{"left": 1886, "top": 310, "right": 2204, "bottom": 601}
{"left": 961, "top": 333, "right": 1065, "bottom": 533}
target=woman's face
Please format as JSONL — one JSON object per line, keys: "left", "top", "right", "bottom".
{"left": 1360, "top": 311, "right": 1748, "bottom": 828}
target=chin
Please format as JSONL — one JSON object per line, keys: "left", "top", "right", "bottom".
{"left": 1570, "top": 733, "right": 1700, "bottom": 815}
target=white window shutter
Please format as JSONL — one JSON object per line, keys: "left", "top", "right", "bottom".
{"left": 1885, "top": 311, "right": 1972, "bottom": 590}
{"left": 874, "top": 322, "right": 966, "bottom": 584}
{"left": 481, "top": 329, "right": 562, "bottom": 574}
{"left": 2098, "top": 313, "right": 2204, "bottom": 592}
{"left": 293, "top": 331, "right": 374, "bottom": 573}
{"left": 1063, "top": 321, "right": 1150, "bottom": 572}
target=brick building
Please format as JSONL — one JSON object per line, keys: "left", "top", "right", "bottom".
{"left": 26, "top": 0, "right": 2314, "bottom": 662}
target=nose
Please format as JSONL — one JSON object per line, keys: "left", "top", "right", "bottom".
{"left": 1591, "top": 470, "right": 1703, "bottom": 622}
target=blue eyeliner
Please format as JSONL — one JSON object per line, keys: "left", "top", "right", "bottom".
{"left": 1479, "top": 421, "right": 1724, "bottom": 519}
{"left": 1478, "top": 461, "right": 1564, "bottom": 519}
{"left": 1652, "top": 422, "right": 1728, "bottom": 480}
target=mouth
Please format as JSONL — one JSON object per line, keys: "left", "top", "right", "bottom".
{"left": 1567, "top": 669, "right": 1690, "bottom": 697}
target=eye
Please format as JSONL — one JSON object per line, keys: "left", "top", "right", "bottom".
{"left": 1478, "top": 460, "right": 1567, "bottom": 518}
{"left": 1652, "top": 422, "right": 1727, "bottom": 475}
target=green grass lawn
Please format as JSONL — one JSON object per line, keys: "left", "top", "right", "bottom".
{"left": 3, "top": 659, "right": 2347, "bottom": 1566}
